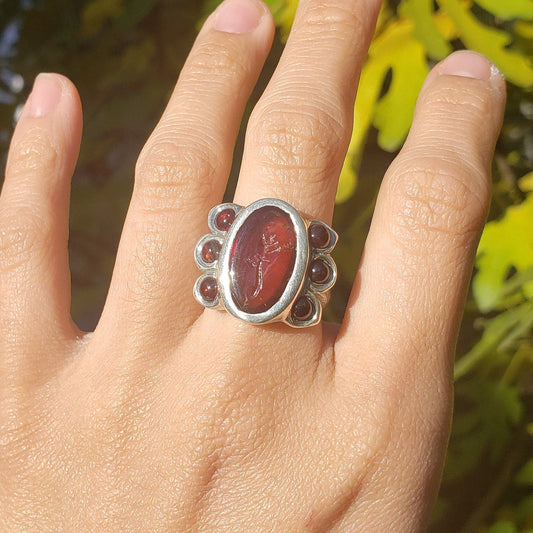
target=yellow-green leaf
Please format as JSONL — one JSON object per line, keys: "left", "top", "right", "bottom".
{"left": 336, "top": 154, "right": 358, "bottom": 203}
{"left": 274, "top": 0, "right": 298, "bottom": 40}
{"left": 336, "top": 59, "right": 389, "bottom": 202}
{"left": 454, "top": 302, "right": 533, "bottom": 379}
{"left": 400, "top": 0, "right": 452, "bottom": 59}
{"left": 474, "top": 0, "right": 533, "bottom": 21}
{"left": 515, "top": 20, "right": 533, "bottom": 39}
{"left": 519, "top": 171, "right": 533, "bottom": 192}
{"left": 373, "top": 38, "right": 428, "bottom": 151}
{"left": 368, "top": 18, "right": 429, "bottom": 151}
{"left": 474, "top": 193, "right": 533, "bottom": 311}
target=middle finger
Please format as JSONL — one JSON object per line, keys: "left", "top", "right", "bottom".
{"left": 234, "top": 0, "right": 382, "bottom": 223}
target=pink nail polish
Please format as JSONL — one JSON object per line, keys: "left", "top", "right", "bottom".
{"left": 214, "top": 0, "right": 262, "bottom": 34}
{"left": 25, "top": 74, "right": 62, "bottom": 118}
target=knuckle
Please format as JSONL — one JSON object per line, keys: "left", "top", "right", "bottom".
{"left": 426, "top": 79, "right": 495, "bottom": 120}
{"left": 7, "top": 130, "right": 58, "bottom": 178}
{"left": 134, "top": 137, "right": 220, "bottom": 213}
{"left": 422, "top": 81, "right": 497, "bottom": 164}
{"left": 248, "top": 102, "right": 348, "bottom": 186}
{"left": 185, "top": 39, "right": 249, "bottom": 82}
{"left": 0, "top": 210, "right": 49, "bottom": 273}
{"left": 386, "top": 156, "right": 489, "bottom": 252}
{"left": 303, "top": 1, "right": 367, "bottom": 38}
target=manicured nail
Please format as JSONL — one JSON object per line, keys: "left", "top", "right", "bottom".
{"left": 214, "top": 0, "right": 263, "bottom": 34}
{"left": 438, "top": 51, "right": 496, "bottom": 81}
{"left": 25, "top": 74, "right": 62, "bottom": 118}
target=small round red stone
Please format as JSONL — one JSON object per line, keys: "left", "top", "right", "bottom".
{"left": 309, "top": 259, "right": 330, "bottom": 284}
{"left": 200, "top": 277, "right": 218, "bottom": 302}
{"left": 215, "top": 209, "right": 236, "bottom": 231}
{"left": 309, "top": 223, "right": 330, "bottom": 249}
{"left": 291, "top": 295, "right": 314, "bottom": 322}
{"left": 201, "top": 240, "right": 221, "bottom": 263}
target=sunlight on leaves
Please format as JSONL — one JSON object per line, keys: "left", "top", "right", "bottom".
{"left": 336, "top": 15, "right": 428, "bottom": 200}
{"left": 474, "top": 0, "right": 533, "bottom": 21}
{"left": 400, "top": 0, "right": 452, "bottom": 59}
{"left": 439, "top": 0, "right": 533, "bottom": 88}
{"left": 454, "top": 302, "right": 533, "bottom": 379}
{"left": 474, "top": 193, "right": 533, "bottom": 312}
{"left": 202, "top": 0, "right": 533, "bottom": 202}
{"left": 371, "top": 22, "right": 428, "bottom": 151}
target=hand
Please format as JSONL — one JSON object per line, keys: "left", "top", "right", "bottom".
{"left": 0, "top": 0, "right": 506, "bottom": 530}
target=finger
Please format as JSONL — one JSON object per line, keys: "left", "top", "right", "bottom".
{"left": 97, "top": 0, "right": 274, "bottom": 344}
{"left": 0, "top": 73, "right": 82, "bottom": 342}
{"left": 336, "top": 52, "right": 505, "bottom": 401}
{"left": 333, "top": 52, "right": 506, "bottom": 528}
{"left": 234, "top": 0, "right": 382, "bottom": 223}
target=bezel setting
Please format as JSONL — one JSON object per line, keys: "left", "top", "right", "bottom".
{"left": 194, "top": 198, "right": 338, "bottom": 328}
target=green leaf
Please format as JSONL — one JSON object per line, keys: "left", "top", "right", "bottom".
{"left": 336, "top": 149, "right": 358, "bottom": 203}
{"left": 487, "top": 522, "right": 518, "bottom": 533}
{"left": 446, "top": 381, "right": 522, "bottom": 481}
{"left": 516, "top": 495, "right": 533, "bottom": 523}
{"left": 455, "top": 382, "right": 522, "bottom": 460}
{"left": 443, "top": 430, "right": 486, "bottom": 481}
{"left": 438, "top": 0, "right": 533, "bottom": 87}
{"left": 454, "top": 302, "right": 533, "bottom": 379}
{"left": 474, "top": 0, "right": 533, "bottom": 21}
{"left": 516, "top": 459, "right": 533, "bottom": 485}
{"left": 400, "top": 0, "right": 452, "bottom": 59}
{"left": 474, "top": 193, "right": 533, "bottom": 312}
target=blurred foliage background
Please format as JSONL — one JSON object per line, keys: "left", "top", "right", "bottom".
{"left": 0, "top": 0, "right": 532, "bottom": 530}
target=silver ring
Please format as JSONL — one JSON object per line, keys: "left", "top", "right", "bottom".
{"left": 193, "top": 198, "right": 337, "bottom": 328}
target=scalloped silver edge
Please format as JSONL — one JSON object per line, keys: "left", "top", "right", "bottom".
{"left": 193, "top": 198, "right": 337, "bottom": 328}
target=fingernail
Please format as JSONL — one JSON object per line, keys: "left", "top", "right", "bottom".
{"left": 25, "top": 74, "right": 62, "bottom": 118}
{"left": 214, "top": 0, "right": 263, "bottom": 34}
{"left": 438, "top": 51, "right": 495, "bottom": 81}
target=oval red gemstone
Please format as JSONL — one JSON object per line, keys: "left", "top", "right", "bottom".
{"left": 229, "top": 206, "right": 297, "bottom": 314}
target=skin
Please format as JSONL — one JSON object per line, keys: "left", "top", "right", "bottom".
{"left": 0, "top": 0, "right": 506, "bottom": 531}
